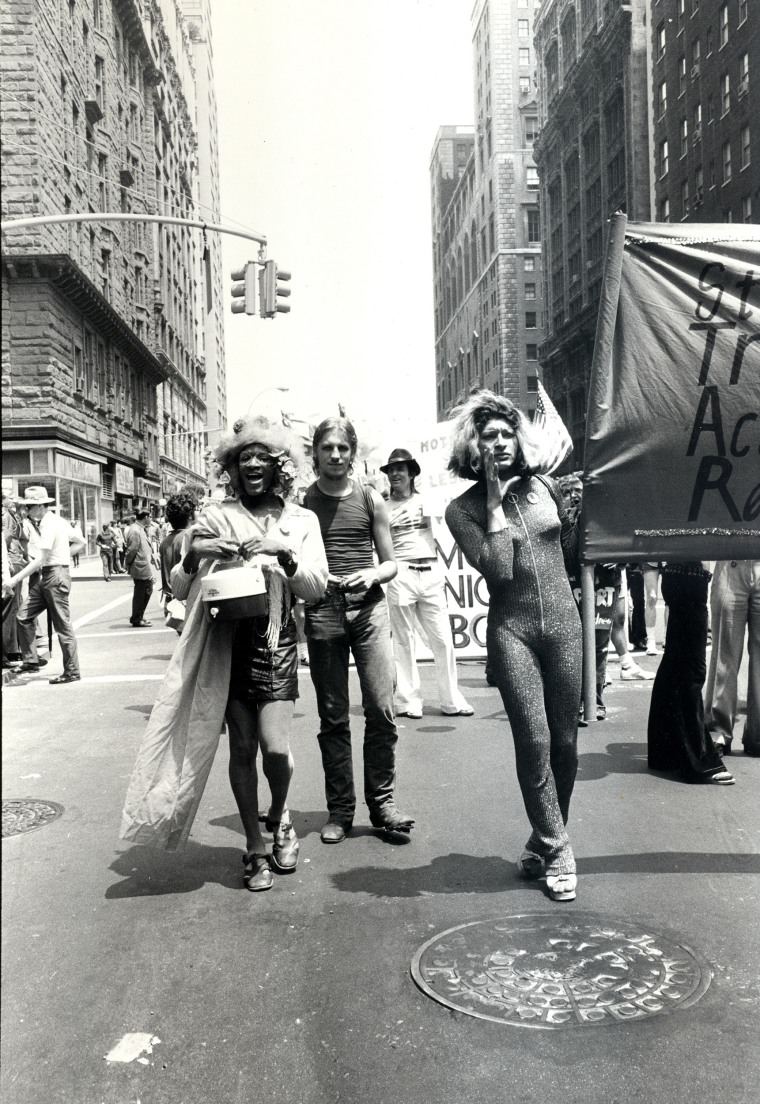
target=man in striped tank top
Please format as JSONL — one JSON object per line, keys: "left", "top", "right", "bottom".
{"left": 304, "top": 417, "right": 415, "bottom": 844}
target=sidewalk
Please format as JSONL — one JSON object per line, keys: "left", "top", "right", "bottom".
{"left": 70, "top": 554, "right": 132, "bottom": 582}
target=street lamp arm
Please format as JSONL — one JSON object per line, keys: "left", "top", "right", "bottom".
{"left": 0, "top": 211, "right": 267, "bottom": 247}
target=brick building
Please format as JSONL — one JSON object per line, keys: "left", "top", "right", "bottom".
{"left": 651, "top": 0, "right": 759, "bottom": 225}
{"left": 1, "top": 0, "right": 213, "bottom": 544}
{"left": 431, "top": 0, "right": 545, "bottom": 421}
{"left": 533, "top": 0, "right": 651, "bottom": 466}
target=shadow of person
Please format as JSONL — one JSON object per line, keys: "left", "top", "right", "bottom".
{"left": 576, "top": 741, "right": 650, "bottom": 782}
{"left": 106, "top": 842, "right": 243, "bottom": 898}
{"left": 208, "top": 809, "right": 329, "bottom": 843}
{"left": 331, "top": 852, "right": 521, "bottom": 898}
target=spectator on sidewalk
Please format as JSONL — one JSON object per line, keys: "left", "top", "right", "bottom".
{"left": 96, "top": 523, "right": 116, "bottom": 581}
{"left": 705, "top": 559, "right": 760, "bottom": 757}
{"left": 7, "top": 486, "right": 85, "bottom": 684}
{"left": 2, "top": 493, "right": 28, "bottom": 667}
{"left": 69, "top": 518, "right": 84, "bottom": 567}
{"left": 110, "top": 521, "right": 126, "bottom": 573}
{"left": 382, "top": 447, "right": 473, "bottom": 719}
{"left": 125, "top": 511, "right": 155, "bottom": 627}
{"left": 648, "top": 562, "right": 734, "bottom": 784}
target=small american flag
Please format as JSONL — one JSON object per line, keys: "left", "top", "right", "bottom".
{"left": 531, "top": 381, "right": 573, "bottom": 475}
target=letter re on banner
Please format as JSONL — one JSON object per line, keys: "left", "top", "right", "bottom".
{"left": 582, "top": 219, "right": 760, "bottom": 562}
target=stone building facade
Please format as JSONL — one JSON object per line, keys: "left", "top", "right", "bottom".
{"left": 533, "top": 0, "right": 651, "bottom": 466}
{"left": 1, "top": 0, "right": 214, "bottom": 544}
{"left": 431, "top": 0, "right": 545, "bottom": 421}
{"left": 651, "top": 0, "right": 759, "bottom": 226}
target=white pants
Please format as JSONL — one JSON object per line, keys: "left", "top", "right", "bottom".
{"left": 387, "top": 561, "right": 469, "bottom": 714}
{"left": 705, "top": 559, "right": 760, "bottom": 747}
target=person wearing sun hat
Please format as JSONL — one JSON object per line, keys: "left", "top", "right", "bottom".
{"left": 6, "top": 486, "right": 86, "bottom": 684}
{"left": 381, "top": 448, "right": 474, "bottom": 720}
{"left": 121, "top": 415, "right": 328, "bottom": 891}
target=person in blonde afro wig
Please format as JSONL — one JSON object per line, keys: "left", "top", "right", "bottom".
{"left": 120, "top": 413, "right": 328, "bottom": 892}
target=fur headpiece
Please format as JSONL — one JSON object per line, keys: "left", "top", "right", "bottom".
{"left": 210, "top": 415, "right": 305, "bottom": 498}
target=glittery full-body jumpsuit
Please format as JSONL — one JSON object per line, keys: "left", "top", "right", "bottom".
{"left": 446, "top": 476, "right": 582, "bottom": 875}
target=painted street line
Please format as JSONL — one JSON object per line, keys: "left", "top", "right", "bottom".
{"left": 73, "top": 592, "right": 132, "bottom": 629}
{"left": 77, "top": 628, "right": 174, "bottom": 639}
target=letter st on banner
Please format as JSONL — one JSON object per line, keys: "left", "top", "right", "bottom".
{"left": 582, "top": 221, "right": 760, "bottom": 561}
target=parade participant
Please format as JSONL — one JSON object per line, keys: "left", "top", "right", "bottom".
{"left": 303, "top": 417, "right": 414, "bottom": 844}
{"left": 8, "top": 486, "right": 85, "bottom": 684}
{"left": 445, "top": 391, "right": 581, "bottom": 902}
{"left": 2, "top": 493, "right": 27, "bottom": 666}
{"left": 121, "top": 416, "right": 328, "bottom": 891}
{"left": 557, "top": 472, "right": 621, "bottom": 722}
{"left": 95, "top": 523, "right": 115, "bottom": 581}
{"left": 382, "top": 447, "right": 473, "bottom": 719}
{"left": 125, "top": 511, "right": 155, "bottom": 626}
{"left": 648, "top": 563, "right": 734, "bottom": 784}
{"left": 705, "top": 559, "right": 760, "bottom": 757}
{"left": 158, "top": 491, "right": 198, "bottom": 634}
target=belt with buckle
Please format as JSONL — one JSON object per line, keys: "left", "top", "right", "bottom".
{"left": 405, "top": 561, "right": 435, "bottom": 572}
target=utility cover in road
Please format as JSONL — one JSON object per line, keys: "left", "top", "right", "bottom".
{"left": 411, "top": 913, "right": 711, "bottom": 1029}
{"left": 2, "top": 798, "right": 64, "bottom": 838}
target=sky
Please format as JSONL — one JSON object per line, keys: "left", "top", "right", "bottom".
{"left": 211, "top": 0, "right": 474, "bottom": 435}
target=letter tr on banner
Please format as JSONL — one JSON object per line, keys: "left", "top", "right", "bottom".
{"left": 582, "top": 220, "right": 760, "bottom": 562}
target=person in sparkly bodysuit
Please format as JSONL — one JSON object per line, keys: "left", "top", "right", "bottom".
{"left": 445, "top": 391, "right": 581, "bottom": 902}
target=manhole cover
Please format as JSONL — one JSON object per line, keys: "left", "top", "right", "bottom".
{"left": 411, "top": 913, "right": 711, "bottom": 1029}
{"left": 2, "top": 799, "right": 64, "bottom": 839}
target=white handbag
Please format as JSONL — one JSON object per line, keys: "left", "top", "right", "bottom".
{"left": 200, "top": 559, "right": 269, "bottom": 621}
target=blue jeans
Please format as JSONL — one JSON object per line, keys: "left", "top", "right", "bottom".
{"left": 306, "top": 592, "right": 398, "bottom": 825}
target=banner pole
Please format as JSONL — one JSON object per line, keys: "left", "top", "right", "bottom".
{"left": 581, "top": 565, "right": 596, "bottom": 723}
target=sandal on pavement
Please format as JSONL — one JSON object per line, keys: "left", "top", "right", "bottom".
{"left": 545, "top": 873, "right": 577, "bottom": 902}
{"left": 369, "top": 806, "right": 415, "bottom": 834}
{"left": 518, "top": 848, "right": 545, "bottom": 880}
{"left": 701, "top": 768, "right": 735, "bottom": 785}
{"left": 270, "top": 821, "right": 300, "bottom": 874}
{"left": 242, "top": 853, "right": 273, "bottom": 891}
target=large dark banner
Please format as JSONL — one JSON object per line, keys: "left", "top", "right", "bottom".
{"left": 582, "top": 220, "right": 760, "bottom": 562}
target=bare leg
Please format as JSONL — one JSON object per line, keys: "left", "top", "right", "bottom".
{"left": 257, "top": 699, "right": 295, "bottom": 824}
{"left": 643, "top": 565, "right": 660, "bottom": 652}
{"left": 225, "top": 698, "right": 267, "bottom": 855}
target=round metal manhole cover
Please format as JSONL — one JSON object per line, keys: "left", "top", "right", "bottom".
{"left": 2, "top": 799, "right": 64, "bottom": 839}
{"left": 411, "top": 913, "right": 711, "bottom": 1029}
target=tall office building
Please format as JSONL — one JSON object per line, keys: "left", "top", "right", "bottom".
{"left": 1, "top": 0, "right": 211, "bottom": 541}
{"left": 533, "top": 0, "right": 651, "bottom": 465}
{"left": 180, "top": 0, "right": 227, "bottom": 447}
{"left": 651, "top": 0, "right": 759, "bottom": 226}
{"left": 430, "top": 0, "right": 545, "bottom": 421}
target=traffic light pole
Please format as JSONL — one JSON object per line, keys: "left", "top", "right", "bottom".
{"left": 0, "top": 211, "right": 267, "bottom": 247}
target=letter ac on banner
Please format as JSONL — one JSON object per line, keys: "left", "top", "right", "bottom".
{"left": 582, "top": 220, "right": 760, "bottom": 561}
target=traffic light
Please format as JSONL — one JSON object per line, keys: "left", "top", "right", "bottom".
{"left": 259, "top": 259, "right": 291, "bottom": 318}
{"left": 230, "top": 262, "right": 257, "bottom": 315}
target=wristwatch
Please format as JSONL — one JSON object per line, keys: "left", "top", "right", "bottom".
{"left": 277, "top": 548, "right": 298, "bottom": 575}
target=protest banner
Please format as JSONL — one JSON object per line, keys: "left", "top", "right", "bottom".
{"left": 582, "top": 217, "right": 760, "bottom": 562}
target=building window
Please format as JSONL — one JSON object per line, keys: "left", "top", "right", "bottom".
{"left": 519, "top": 47, "right": 530, "bottom": 66}
{"left": 693, "top": 102, "right": 702, "bottom": 141}
{"left": 707, "top": 94, "right": 714, "bottom": 124}
{"left": 524, "top": 256, "right": 535, "bottom": 272}
{"left": 519, "top": 75, "right": 531, "bottom": 95}
{"left": 526, "top": 376, "right": 538, "bottom": 394}
{"left": 659, "top": 139, "right": 669, "bottom": 178}
{"left": 525, "top": 282, "right": 536, "bottom": 300}
{"left": 94, "top": 56, "right": 105, "bottom": 112}
{"left": 489, "top": 214, "right": 495, "bottom": 255}
{"left": 518, "top": 19, "right": 529, "bottom": 38}
{"left": 677, "top": 0, "right": 685, "bottom": 34}
{"left": 660, "top": 197, "right": 670, "bottom": 222}
{"left": 527, "top": 208, "right": 541, "bottom": 243}
{"left": 526, "top": 344, "right": 538, "bottom": 361}
{"left": 741, "top": 125, "right": 750, "bottom": 170}
{"left": 525, "top": 116, "right": 539, "bottom": 143}
{"left": 723, "top": 140, "right": 732, "bottom": 183}
{"left": 681, "top": 179, "right": 690, "bottom": 218}
{"left": 100, "top": 250, "right": 111, "bottom": 299}
{"left": 657, "top": 21, "right": 666, "bottom": 59}
{"left": 692, "top": 38, "right": 700, "bottom": 74}
{"left": 97, "top": 153, "right": 107, "bottom": 210}
{"left": 678, "top": 55, "right": 686, "bottom": 95}
{"left": 525, "top": 312, "right": 537, "bottom": 329}
{"left": 721, "top": 73, "right": 730, "bottom": 114}
{"left": 739, "top": 53, "right": 749, "bottom": 98}
{"left": 719, "top": 4, "right": 728, "bottom": 48}
{"left": 658, "top": 80, "right": 667, "bottom": 117}
{"left": 680, "top": 118, "right": 688, "bottom": 157}
{"left": 526, "top": 166, "right": 539, "bottom": 189}
{"left": 695, "top": 166, "right": 704, "bottom": 203}
{"left": 739, "top": 0, "right": 747, "bottom": 25}
{"left": 709, "top": 159, "right": 716, "bottom": 189}
{"left": 742, "top": 195, "right": 752, "bottom": 222}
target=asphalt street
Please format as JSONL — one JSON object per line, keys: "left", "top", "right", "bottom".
{"left": 2, "top": 568, "right": 759, "bottom": 1104}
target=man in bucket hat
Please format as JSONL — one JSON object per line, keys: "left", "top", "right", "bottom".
{"left": 5, "top": 487, "right": 85, "bottom": 683}
{"left": 381, "top": 449, "right": 473, "bottom": 719}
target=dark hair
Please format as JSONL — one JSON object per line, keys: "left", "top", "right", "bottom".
{"left": 165, "top": 491, "right": 198, "bottom": 530}
{"left": 135, "top": 510, "right": 150, "bottom": 520}
{"left": 312, "top": 417, "right": 358, "bottom": 473}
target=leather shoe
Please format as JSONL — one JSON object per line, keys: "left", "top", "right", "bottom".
{"left": 242, "top": 853, "right": 273, "bottom": 891}
{"left": 320, "top": 820, "right": 348, "bottom": 844}
{"left": 270, "top": 820, "right": 299, "bottom": 873}
{"left": 369, "top": 805, "right": 414, "bottom": 834}
{"left": 130, "top": 620, "right": 152, "bottom": 627}
{"left": 49, "top": 674, "right": 81, "bottom": 684}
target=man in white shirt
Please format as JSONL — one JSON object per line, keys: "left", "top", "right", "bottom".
{"left": 9, "top": 486, "right": 86, "bottom": 684}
